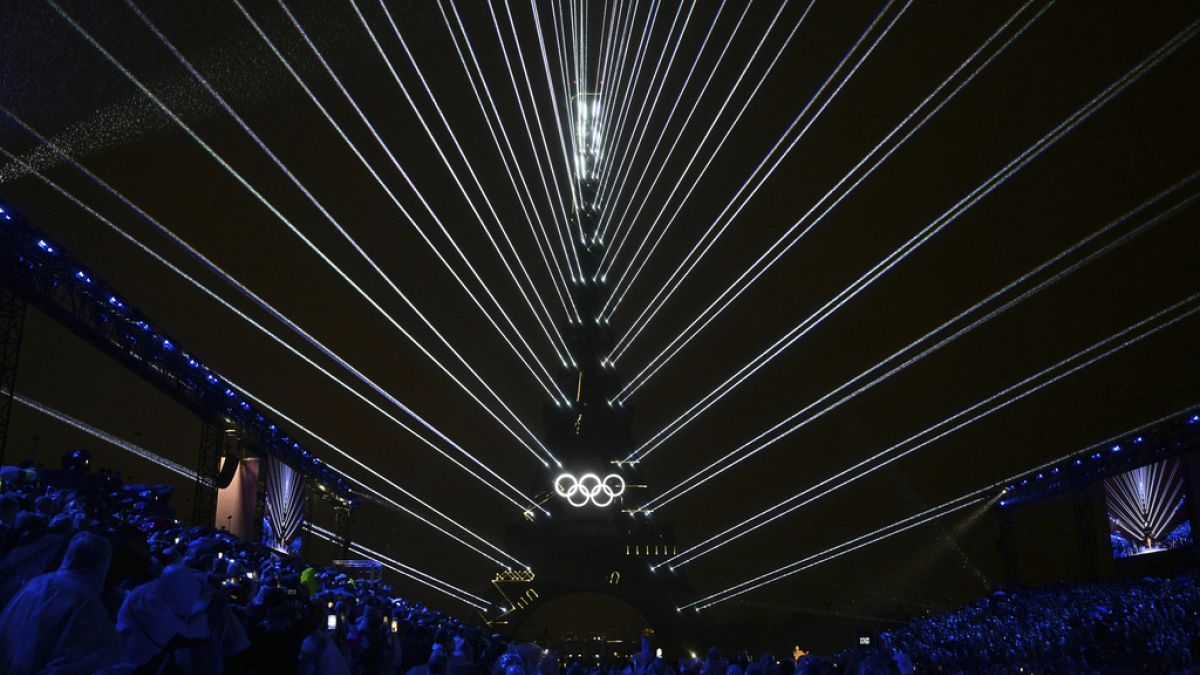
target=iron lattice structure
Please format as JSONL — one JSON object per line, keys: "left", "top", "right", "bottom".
{"left": 0, "top": 201, "right": 356, "bottom": 512}
{"left": 999, "top": 411, "right": 1200, "bottom": 508}
{"left": 497, "top": 173, "right": 703, "bottom": 645}
{"left": 0, "top": 285, "right": 25, "bottom": 465}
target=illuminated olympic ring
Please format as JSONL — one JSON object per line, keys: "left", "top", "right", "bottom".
{"left": 554, "top": 473, "right": 626, "bottom": 508}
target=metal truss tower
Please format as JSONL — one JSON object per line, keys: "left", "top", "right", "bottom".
{"left": 0, "top": 286, "right": 25, "bottom": 465}
{"left": 497, "top": 128, "right": 700, "bottom": 647}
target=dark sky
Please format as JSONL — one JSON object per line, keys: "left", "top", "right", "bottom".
{"left": 2, "top": 0, "right": 1200, "bottom": 651}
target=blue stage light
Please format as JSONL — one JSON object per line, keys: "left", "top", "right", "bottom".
{"left": 1111, "top": 444, "right": 1121, "bottom": 452}
{"left": 37, "top": 239, "right": 53, "bottom": 252}
{"left": 187, "top": 358, "right": 199, "bottom": 368}
{"left": 1075, "top": 459, "right": 1083, "bottom": 465}
{"left": 205, "top": 373, "right": 219, "bottom": 385}
{"left": 162, "top": 339, "right": 173, "bottom": 350}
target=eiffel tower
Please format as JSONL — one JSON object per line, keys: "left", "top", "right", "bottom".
{"left": 490, "top": 101, "right": 701, "bottom": 650}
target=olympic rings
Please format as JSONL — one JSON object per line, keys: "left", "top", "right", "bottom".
{"left": 554, "top": 472, "right": 626, "bottom": 507}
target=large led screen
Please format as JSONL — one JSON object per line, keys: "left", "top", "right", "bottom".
{"left": 1105, "top": 457, "right": 1192, "bottom": 559}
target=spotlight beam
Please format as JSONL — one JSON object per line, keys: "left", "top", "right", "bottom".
{"left": 526, "top": 0, "right": 585, "bottom": 230}
{"left": 595, "top": 0, "right": 752, "bottom": 246}
{"left": 591, "top": 0, "right": 724, "bottom": 246}
{"left": 593, "top": 0, "right": 696, "bottom": 218}
{"left": 594, "top": 0, "right": 680, "bottom": 199}
{"left": 335, "top": 536, "right": 494, "bottom": 608}
{"left": 425, "top": 0, "right": 574, "bottom": 324}
{"left": 489, "top": 1, "right": 581, "bottom": 260}
{"left": 622, "top": 1, "right": 1061, "bottom": 453}
{"left": 308, "top": 524, "right": 491, "bottom": 610}
{"left": 480, "top": 0, "right": 583, "bottom": 283}
{"left": 598, "top": 0, "right": 804, "bottom": 273}
{"left": 683, "top": 402, "right": 1200, "bottom": 608}
{"left": 589, "top": 0, "right": 635, "bottom": 183}
{"left": 436, "top": 0, "right": 582, "bottom": 324}
{"left": 592, "top": 0, "right": 647, "bottom": 203}
{"left": 549, "top": 0, "right": 582, "bottom": 198}
{"left": 580, "top": 1, "right": 612, "bottom": 170}
{"left": 594, "top": 0, "right": 621, "bottom": 122}
{"left": 0, "top": 142, "right": 546, "bottom": 516}
{"left": 559, "top": 0, "right": 581, "bottom": 143}
{"left": 616, "top": 17, "right": 1199, "bottom": 423}
{"left": 601, "top": 0, "right": 653, "bottom": 182}
{"left": 10, "top": 392, "right": 197, "bottom": 481}
{"left": 594, "top": 0, "right": 638, "bottom": 172}
{"left": 369, "top": 0, "right": 576, "bottom": 370}
{"left": 640, "top": 175, "right": 1200, "bottom": 512}
{"left": 597, "top": 0, "right": 789, "bottom": 258}
{"left": 602, "top": 0, "right": 906, "bottom": 316}
{"left": 659, "top": 292, "right": 1200, "bottom": 570}
{"left": 348, "top": 0, "right": 576, "bottom": 381}
{"left": 594, "top": 0, "right": 657, "bottom": 187}
{"left": 235, "top": 0, "right": 572, "bottom": 461}
{"left": 274, "top": 0, "right": 566, "bottom": 406}
{"left": 62, "top": 0, "right": 554, "bottom": 468}
{"left": 601, "top": 0, "right": 669, "bottom": 188}
{"left": 610, "top": 0, "right": 1048, "bottom": 362}
{"left": 229, "top": 379, "right": 528, "bottom": 569}
{"left": 9, "top": 390, "right": 500, "bottom": 609}
{"left": 685, "top": 497, "right": 988, "bottom": 610}
{"left": 565, "top": 0, "right": 578, "bottom": 95}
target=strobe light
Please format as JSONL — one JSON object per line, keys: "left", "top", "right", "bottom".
{"left": 555, "top": 472, "right": 626, "bottom": 507}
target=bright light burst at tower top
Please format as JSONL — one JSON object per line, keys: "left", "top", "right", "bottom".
{"left": 574, "top": 96, "right": 602, "bottom": 181}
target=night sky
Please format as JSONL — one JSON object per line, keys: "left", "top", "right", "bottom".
{"left": 2, "top": 0, "right": 1199, "bottom": 652}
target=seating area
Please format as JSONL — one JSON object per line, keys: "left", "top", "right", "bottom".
{"left": 0, "top": 451, "right": 502, "bottom": 674}
{"left": 5, "top": 450, "right": 1200, "bottom": 674}
{"left": 869, "top": 572, "right": 1200, "bottom": 673}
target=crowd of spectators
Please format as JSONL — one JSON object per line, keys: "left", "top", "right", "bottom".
{"left": 4, "top": 450, "right": 1200, "bottom": 674}
{"left": 869, "top": 573, "right": 1200, "bottom": 673}
{"left": 0, "top": 451, "right": 508, "bottom": 673}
